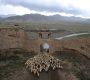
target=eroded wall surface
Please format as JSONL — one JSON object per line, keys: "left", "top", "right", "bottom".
{"left": 26, "top": 38, "right": 90, "bottom": 58}
{"left": 0, "top": 27, "right": 90, "bottom": 58}
{"left": 0, "top": 28, "right": 27, "bottom": 50}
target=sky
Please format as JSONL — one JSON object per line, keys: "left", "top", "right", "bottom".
{"left": 0, "top": 0, "right": 90, "bottom": 18}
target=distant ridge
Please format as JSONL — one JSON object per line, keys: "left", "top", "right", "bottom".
{"left": 0, "top": 17, "right": 2, "bottom": 21}
{"left": 0, "top": 14, "right": 16, "bottom": 18}
{"left": 0, "top": 14, "right": 88, "bottom": 23}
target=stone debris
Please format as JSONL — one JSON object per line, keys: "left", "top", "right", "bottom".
{"left": 25, "top": 53, "right": 64, "bottom": 76}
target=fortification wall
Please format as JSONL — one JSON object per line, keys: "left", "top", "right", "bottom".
{"left": 0, "top": 27, "right": 89, "bottom": 58}
{"left": 0, "top": 28, "right": 27, "bottom": 50}
{"left": 25, "top": 39, "right": 62, "bottom": 53}
{"left": 26, "top": 38, "right": 90, "bottom": 58}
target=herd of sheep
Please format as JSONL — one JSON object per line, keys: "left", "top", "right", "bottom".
{"left": 25, "top": 53, "right": 64, "bottom": 76}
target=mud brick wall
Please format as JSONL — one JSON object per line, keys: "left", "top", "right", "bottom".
{"left": 26, "top": 38, "right": 90, "bottom": 58}
{"left": 0, "top": 27, "right": 90, "bottom": 58}
{"left": 0, "top": 28, "right": 27, "bottom": 50}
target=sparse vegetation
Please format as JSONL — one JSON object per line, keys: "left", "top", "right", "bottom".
{"left": 0, "top": 21, "right": 90, "bottom": 39}
{"left": 0, "top": 51, "right": 35, "bottom": 80}
{"left": 0, "top": 49, "right": 90, "bottom": 80}
{"left": 53, "top": 50, "right": 90, "bottom": 80}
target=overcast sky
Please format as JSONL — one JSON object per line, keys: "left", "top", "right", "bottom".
{"left": 0, "top": 0, "right": 90, "bottom": 18}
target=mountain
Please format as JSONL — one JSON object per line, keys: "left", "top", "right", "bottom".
{"left": 0, "top": 14, "right": 16, "bottom": 18}
{"left": 2, "top": 14, "right": 87, "bottom": 23}
{"left": 84, "top": 19, "right": 90, "bottom": 24}
{"left": 0, "top": 17, "right": 2, "bottom": 21}
{"left": 0, "top": 17, "right": 2, "bottom": 19}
